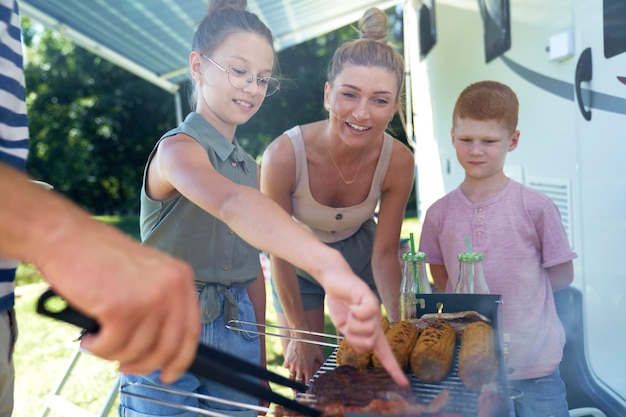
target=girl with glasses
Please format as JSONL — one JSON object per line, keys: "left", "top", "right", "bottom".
{"left": 261, "top": 7, "right": 415, "bottom": 385}
{"left": 119, "top": 1, "right": 407, "bottom": 416}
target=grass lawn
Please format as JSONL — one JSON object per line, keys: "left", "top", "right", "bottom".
{"left": 13, "top": 283, "right": 120, "bottom": 417}
{"left": 13, "top": 215, "right": 421, "bottom": 416}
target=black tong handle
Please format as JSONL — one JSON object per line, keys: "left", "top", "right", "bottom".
{"left": 37, "top": 288, "right": 100, "bottom": 333}
{"left": 36, "top": 288, "right": 321, "bottom": 417}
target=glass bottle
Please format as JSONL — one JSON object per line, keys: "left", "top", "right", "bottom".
{"left": 400, "top": 251, "right": 431, "bottom": 321}
{"left": 454, "top": 251, "right": 490, "bottom": 294}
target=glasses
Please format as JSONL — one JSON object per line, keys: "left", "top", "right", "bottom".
{"left": 200, "top": 53, "right": 280, "bottom": 97}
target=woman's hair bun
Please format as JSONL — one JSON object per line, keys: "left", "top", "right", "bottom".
{"left": 208, "top": 0, "right": 247, "bottom": 14}
{"left": 358, "top": 7, "right": 388, "bottom": 42}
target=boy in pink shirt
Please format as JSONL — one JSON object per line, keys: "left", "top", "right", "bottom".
{"left": 419, "top": 81, "right": 576, "bottom": 417}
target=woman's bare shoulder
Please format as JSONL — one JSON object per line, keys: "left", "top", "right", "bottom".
{"left": 389, "top": 137, "right": 415, "bottom": 165}
{"left": 262, "top": 131, "right": 296, "bottom": 169}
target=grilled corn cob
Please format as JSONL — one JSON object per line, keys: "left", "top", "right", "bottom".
{"left": 410, "top": 319, "right": 456, "bottom": 382}
{"left": 381, "top": 316, "right": 390, "bottom": 334}
{"left": 335, "top": 339, "right": 373, "bottom": 370}
{"left": 458, "top": 321, "right": 498, "bottom": 391}
{"left": 372, "top": 320, "right": 419, "bottom": 370}
{"left": 336, "top": 317, "right": 390, "bottom": 369}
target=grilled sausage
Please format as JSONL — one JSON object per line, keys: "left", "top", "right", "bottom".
{"left": 410, "top": 319, "right": 456, "bottom": 382}
{"left": 372, "top": 320, "right": 419, "bottom": 370}
{"left": 458, "top": 321, "right": 498, "bottom": 391}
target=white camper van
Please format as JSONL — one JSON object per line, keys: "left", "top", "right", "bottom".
{"left": 402, "top": 0, "right": 626, "bottom": 415}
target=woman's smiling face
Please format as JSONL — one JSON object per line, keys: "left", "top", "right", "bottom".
{"left": 324, "top": 64, "right": 398, "bottom": 147}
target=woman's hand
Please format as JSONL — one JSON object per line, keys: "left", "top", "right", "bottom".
{"left": 284, "top": 340, "right": 325, "bottom": 385}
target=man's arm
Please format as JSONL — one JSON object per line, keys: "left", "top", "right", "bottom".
{"left": 0, "top": 163, "right": 201, "bottom": 383}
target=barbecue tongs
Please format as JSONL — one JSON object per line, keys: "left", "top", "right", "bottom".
{"left": 36, "top": 288, "right": 321, "bottom": 417}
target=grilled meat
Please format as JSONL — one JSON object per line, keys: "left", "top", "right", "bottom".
{"left": 411, "top": 311, "right": 491, "bottom": 336}
{"left": 310, "top": 365, "right": 415, "bottom": 406}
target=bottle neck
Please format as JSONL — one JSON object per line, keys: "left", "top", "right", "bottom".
{"left": 455, "top": 260, "right": 488, "bottom": 294}
{"left": 401, "top": 260, "right": 430, "bottom": 294}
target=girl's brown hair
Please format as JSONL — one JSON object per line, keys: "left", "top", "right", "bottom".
{"left": 189, "top": 0, "right": 276, "bottom": 104}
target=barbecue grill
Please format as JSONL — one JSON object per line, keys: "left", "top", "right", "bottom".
{"left": 37, "top": 289, "right": 515, "bottom": 417}
{"left": 296, "top": 293, "right": 514, "bottom": 417}
{"left": 117, "top": 294, "right": 522, "bottom": 417}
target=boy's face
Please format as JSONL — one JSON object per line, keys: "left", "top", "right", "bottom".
{"left": 451, "top": 117, "right": 519, "bottom": 181}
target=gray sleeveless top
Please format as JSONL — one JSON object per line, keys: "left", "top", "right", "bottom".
{"left": 140, "top": 112, "right": 260, "bottom": 323}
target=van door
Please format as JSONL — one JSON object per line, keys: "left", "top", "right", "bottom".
{"left": 571, "top": 0, "right": 626, "bottom": 405}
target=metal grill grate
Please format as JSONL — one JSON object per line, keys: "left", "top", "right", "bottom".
{"left": 296, "top": 294, "right": 514, "bottom": 416}
{"left": 298, "top": 347, "right": 488, "bottom": 417}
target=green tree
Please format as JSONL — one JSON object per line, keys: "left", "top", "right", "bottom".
{"left": 23, "top": 18, "right": 177, "bottom": 214}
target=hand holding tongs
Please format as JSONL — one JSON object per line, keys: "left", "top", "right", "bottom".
{"left": 36, "top": 288, "right": 321, "bottom": 417}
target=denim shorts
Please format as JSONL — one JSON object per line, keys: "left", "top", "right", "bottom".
{"left": 119, "top": 287, "right": 260, "bottom": 417}
{"left": 272, "top": 218, "right": 379, "bottom": 313}
{"left": 508, "top": 367, "right": 570, "bottom": 417}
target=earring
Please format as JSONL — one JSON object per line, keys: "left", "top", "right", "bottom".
{"left": 324, "top": 103, "right": 330, "bottom": 111}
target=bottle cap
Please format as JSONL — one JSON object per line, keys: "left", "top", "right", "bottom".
{"left": 458, "top": 251, "right": 484, "bottom": 261}
{"left": 402, "top": 251, "right": 427, "bottom": 262}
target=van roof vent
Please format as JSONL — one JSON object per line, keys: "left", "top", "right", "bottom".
{"left": 526, "top": 176, "right": 574, "bottom": 249}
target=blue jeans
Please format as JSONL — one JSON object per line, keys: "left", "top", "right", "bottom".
{"left": 508, "top": 368, "right": 569, "bottom": 417}
{"left": 119, "top": 287, "right": 260, "bottom": 417}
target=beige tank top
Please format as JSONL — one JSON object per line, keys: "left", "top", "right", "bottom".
{"left": 286, "top": 125, "right": 394, "bottom": 243}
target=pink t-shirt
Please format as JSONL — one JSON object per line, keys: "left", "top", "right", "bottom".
{"left": 419, "top": 179, "right": 577, "bottom": 380}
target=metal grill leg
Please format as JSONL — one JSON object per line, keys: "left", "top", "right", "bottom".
{"left": 97, "top": 374, "right": 120, "bottom": 417}
{"left": 38, "top": 340, "right": 120, "bottom": 417}
{"left": 38, "top": 342, "right": 83, "bottom": 417}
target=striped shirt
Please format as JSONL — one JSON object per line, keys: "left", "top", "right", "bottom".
{"left": 1, "top": 0, "right": 29, "bottom": 311}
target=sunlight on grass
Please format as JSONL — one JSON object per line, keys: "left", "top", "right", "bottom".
{"left": 13, "top": 283, "right": 120, "bottom": 417}
{"left": 400, "top": 216, "right": 421, "bottom": 241}
{"left": 15, "top": 262, "right": 43, "bottom": 287}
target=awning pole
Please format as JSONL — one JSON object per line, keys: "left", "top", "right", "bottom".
{"left": 174, "top": 91, "right": 183, "bottom": 126}
{"left": 403, "top": 0, "right": 420, "bottom": 218}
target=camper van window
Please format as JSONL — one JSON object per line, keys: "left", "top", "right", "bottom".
{"left": 478, "top": 0, "right": 511, "bottom": 62}
{"left": 604, "top": 0, "right": 626, "bottom": 58}
{"left": 419, "top": 1, "right": 436, "bottom": 59}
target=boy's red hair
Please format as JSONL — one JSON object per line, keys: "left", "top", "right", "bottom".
{"left": 452, "top": 81, "right": 519, "bottom": 132}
